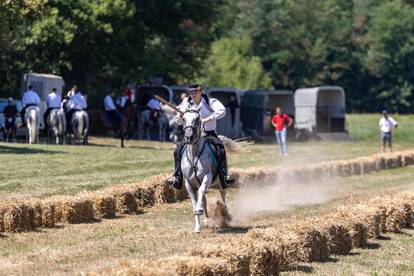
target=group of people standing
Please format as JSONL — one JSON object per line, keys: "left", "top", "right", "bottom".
{"left": 2, "top": 85, "right": 87, "bottom": 142}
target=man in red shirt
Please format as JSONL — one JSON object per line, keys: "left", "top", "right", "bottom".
{"left": 271, "top": 107, "right": 293, "bottom": 156}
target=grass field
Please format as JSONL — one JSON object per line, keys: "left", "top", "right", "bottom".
{"left": 0, "top": 114, "right": 413, "bottom": 199}
{"left": 0, "top": 114, "right": 414, "bottom": 275}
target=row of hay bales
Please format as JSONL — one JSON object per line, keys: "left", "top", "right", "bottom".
{"left": 2, "top": 150, "right": 414, "bottom": 233}
{"left": 0, "top": 173, "right": 187, "bottom": 233}
{"left": 86, "top": 191, "right": 414, "bottom": 276}
{"left": 231, "top": 150, "right": 414, "bottom": 188}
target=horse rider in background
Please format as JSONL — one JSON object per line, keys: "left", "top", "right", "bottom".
{"left": 166, "top": 84, "right": 235, "bottom": 190}
{"left": 146, "top": 97, "right": 161, "bottom": 126}
{"left": 43, "top": 88, "right": 61, "bottom": 133}
{"left": 66, "top": 85, "right": 87, "bottom": 131}
{"left": 21, "top": 85, "right": 41, "bottom": 126}
{"left": 104, "top": 90, "right": 122, "bottom": 132}
{"left": 3, "top": 97, "right": 19, "bottom": 142}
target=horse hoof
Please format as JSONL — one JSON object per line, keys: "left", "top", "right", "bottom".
{"left": 193, "top": 228, "right": 201, "bottom": 234}
{"left": 194, "top": 209, "right": 204, "bottom": 216}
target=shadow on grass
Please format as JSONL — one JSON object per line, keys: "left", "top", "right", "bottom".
{"left": 89, "top": 142, "right": 172, "bottom": 151}
{"left": 289, "top": 264, "right": 314, "bottom": 273}
{"left": 364, "top": 242, "right": 381, "bottom": 250}
{"left": 0, "top": 145, "right": 64, "bottom": 155}
{"left": 216, "top": 226, "right": 253, "bottom": 234}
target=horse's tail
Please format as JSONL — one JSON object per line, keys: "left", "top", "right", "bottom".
{"left": 77, "top": 113, "right": 83, "bottom": 137}
{"left": 218, "top": 135, "right": 252, "bottom": 154}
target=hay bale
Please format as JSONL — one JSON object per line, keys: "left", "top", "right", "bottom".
{"left": 0, "top": 205, "right": 5, "bottom": 232}
{"left": 133, "top": 185, "right": 155, "bottom": 209}
{"left": 41, "top": 201, "right": 56, "bottom": 228}
{"left": 401, "top": 152, "right": 414, "bottom": 167}
{"left": 208, "top": 201, "right": 232, "bottom": 228}
{"left": 248, "top": 227, "right": 300, "bottom": 271}
{"left": 3, "top": 203, "right": 26, "bottom": 232}
{"left": 96, "top": 256, "right": 233, "bottom": 276}
{"left": 55, "top": 196, "right": 95, "bottom": 224}
{"left": 111, "top": 188, "right": 138, "bottom": 214}
{"left": 350, "top": 160, "right": 363, "bottom": 175}
{"left": 331, "top": 208, "right": 368, "bottom": 248}
{"left": 375, "top": 156, "right": 386, "bottom": 171}
{"left": 316, "top": 219, "right": 352, "bottom": 255}
{"left": 31, "top": 201, "right": 43, "bottom": 229}
{"left": 282, "top": 223, "right": 329, "bottom": 262}
{"left": 362, "top": 158, "right": 377, "bottom": 174}
{"left": 189, "top": 241, "right": 251, "bottom": 275}
{"left": 91, "top": 192, "right": 117, "bottom": 219}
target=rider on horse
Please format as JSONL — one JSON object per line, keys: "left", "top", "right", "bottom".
{"left": 21, "top": 85, "right": 41, "bottom": 126}
{"left": 44, "top": 88, "right": 61, "bottom": 133}
{"left": 65, "top": 86, "right": 87, "bottom": 131}
{"left": 166, "top": 84, "right": 235, "bottom": 190}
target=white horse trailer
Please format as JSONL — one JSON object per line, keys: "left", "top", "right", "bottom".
{"left": 20, "top": 73, "right": 65, "bottom": 129}
{"left": 207, "top": 88, "right": 242, "bottom": 138}
{"left": 294, "top": 86, "right": 349, "bottom": 140}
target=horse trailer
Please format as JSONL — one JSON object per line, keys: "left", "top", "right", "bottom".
{"left": 294, "top": 86, "right": 349, "bottom": 140}
{"left": 206, "top": 88, "right": 242, "bottom": 138}
{"left": 20, "top": 73, "right": 65, "bottom": 129}
{"left": 241, "top": 90, "right": 295, "bottom": 138}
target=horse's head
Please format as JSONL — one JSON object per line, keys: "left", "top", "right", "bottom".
{"left": 182, "top": 109, "right": 202, "bottom": 144}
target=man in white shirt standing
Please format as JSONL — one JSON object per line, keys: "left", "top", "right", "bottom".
{"left": 104, "top": 91, "right": 121, "bottom": 131}
{"left": 379, "top": 110, "right": 398, "bottom": 153}
{"left": 166, "top": 84, "right": 235, "bottom": 190}
{"left": 21, "top": 85, "right": 41, "bottom": 126}
{"left": 44, "top": 88, "right": 61, "bottom": 132}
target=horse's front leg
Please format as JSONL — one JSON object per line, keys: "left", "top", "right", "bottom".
{"left": 195, "top": 173, "right": 212, "bottom": 215}
{"left": 184, "top": 179, "right": 201, "bottom": 233}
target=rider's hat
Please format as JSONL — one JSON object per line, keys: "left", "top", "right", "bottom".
{"left": 187, "top": 84, "right": 202, "bottom": 93}
{"left": 7, "top": 97, "right": 13, "bottom": 102}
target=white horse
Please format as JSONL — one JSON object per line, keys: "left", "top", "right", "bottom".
{"left": 69, "top": 110, "right": 89, "bottom": 145}
{"left": 138, "top": 105, "right": 171, "bottom": 141}
{"left": 25, "top": 106, "right": 40, "bottom": 144}
{"left": 181, "top": 109, "right": 239, "bottom": 233}
{"left": 47, "top": 109, "right": 66, "bottom": 144}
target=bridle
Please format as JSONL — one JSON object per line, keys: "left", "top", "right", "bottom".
{"left": 183, "top": 109, "right": 202, "bottom": 144}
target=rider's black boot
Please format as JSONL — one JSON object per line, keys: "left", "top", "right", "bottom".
{"left": 166, "top": 143, "right": 185, "bottom": 190}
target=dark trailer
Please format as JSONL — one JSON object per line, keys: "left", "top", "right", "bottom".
{"left": 241, "top": 90, "right": 294, "bottom": 138}
{"left": 207, "top": 88, "right": 242, "bottom": 138}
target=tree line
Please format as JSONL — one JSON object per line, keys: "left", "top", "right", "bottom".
{"left": 1, "top": 0, "right": 414, "bottom": 112}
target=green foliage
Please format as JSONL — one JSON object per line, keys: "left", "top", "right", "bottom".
{"left": 201, "top": 35, "right": 272, "bottom": 89}
{"left": 365, "top": 0, "right": 414, "bottom": 112}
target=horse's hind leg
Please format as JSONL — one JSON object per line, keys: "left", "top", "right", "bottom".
{"left": 219, "top": 185, "right": 227, "bottom": 208}
{"left": 202, "top": 195, "right": 209, "bottom": 226}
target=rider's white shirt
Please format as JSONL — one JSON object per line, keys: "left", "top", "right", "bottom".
{"left": 47, "top": 92, "right": 61, "bottom": 108}
{"left": 175, "top": 96, "right": 226, "bottom": 132}
{"left": 104, "top": 95, "right": 116, "bottom": 111}
{"left": 22, "top": 90, "right": 41, "bottom": 107}
{"left": 69, "top": 92, "right": 87, "bottom": 110}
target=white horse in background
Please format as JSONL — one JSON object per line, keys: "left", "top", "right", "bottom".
{"left": 25, "top": 106, "right": 40, "bottom": 144}
{"left": 180, "top": 109, "right": 240, "bottom": 233}
{"left": 138, "top": 104, "right": 172, "bottom": 141}
{"left": 69, "top": 110, "right": 89, "bottom": 145}
{"left": 47, "top": 109, "right": 66, "bottom": 144}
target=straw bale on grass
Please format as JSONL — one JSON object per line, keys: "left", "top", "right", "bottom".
{"left": 248, "top": 227, "right": 300, "bottom": 271}
{"left": 91, "top": 192, "right": 117, "bottom": 219}
{"left": 55, "top": 196, "right": 95, "bottom": 224}
{"left": 2, "top": 203, "right": 32, "bottom": 232}
{"left": 314, "top": 218, "right": 352, "bottom": 255}
{"left": 96, "top": 256, "right": 234, "bottom": 276}
{"left": 331, "top": 208, "right": 368, "bottom": 248}
{"left": 110, "top": 188, "right": 138, "bottom": 214}
{"left": 282, "top": 223, "right": 329, "bottom": 263}
{"left": 40, "top": 201, "right": 56, "bottom": 228}
{"left": 189, "top": 240, "right": 251, "bottom": 275}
